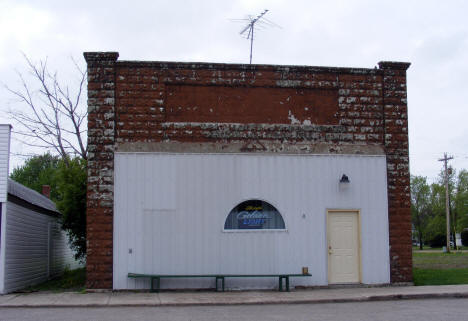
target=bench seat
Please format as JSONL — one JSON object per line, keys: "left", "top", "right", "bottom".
{"left": 128, "top": 273, "right": 311, "bottom": 292}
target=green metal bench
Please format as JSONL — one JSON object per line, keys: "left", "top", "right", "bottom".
{"left": 128, "top": 273, "right": 311, "bottom": 292}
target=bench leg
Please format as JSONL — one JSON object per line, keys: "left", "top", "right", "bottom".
{"left": 215, "top": 277, "right": 225, "bottom": 292}
{"left": 278, "top": 276, "right": 289, "bottom": 292}
{"left": 151, "top": 277, "right": 160, "bottom": 293}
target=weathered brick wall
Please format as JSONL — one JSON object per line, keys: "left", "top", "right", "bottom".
{"left": 114, "top": 63, "right": 385, "bottom": 145}
{"left": 84, "top": 52, "right": 118, "bottom": 289}
{"left": 380, "top": 61, "right": 412, "bottom": 282}
{"left": 85, "top": 52, "right": 411, "bottom": 288}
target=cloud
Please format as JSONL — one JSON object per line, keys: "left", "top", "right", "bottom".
{"left": 0, "top": 3, "right": 52, "bottom": 67}
{"left": 0, "top": 0, "right": 467, "bottom": 176}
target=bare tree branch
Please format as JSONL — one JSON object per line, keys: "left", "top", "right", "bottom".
{"left": 4, "top": 54, "right": 88, "bottom": 164}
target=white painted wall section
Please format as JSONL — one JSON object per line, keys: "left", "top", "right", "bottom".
{"left": 1, "top": 202, "right": 81, "bottom": 293}
{"left": 3, "top": 202, "right": 54, "bottom": 293}
{"left": 113, "top": 153, "right": 389, "bottom": 290}
{"left": 0, "top": 125, "right": 11, "bottom": 202}
{"left": 0, "top": 202, "right": 6, "bottom": 293}
{"left": 0, "top": 124, "right": 11, "bottom": 292}
{"left": 49, "top": 223, "right": 82, "bottom": 277}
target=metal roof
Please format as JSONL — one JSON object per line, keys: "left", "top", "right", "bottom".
{"left": 7, "top": 179, "right": 59, "bottom": 213}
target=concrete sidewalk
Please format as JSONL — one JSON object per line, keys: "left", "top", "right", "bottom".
{"left": 1, "top": 285, "right": 468, "bottom": 308}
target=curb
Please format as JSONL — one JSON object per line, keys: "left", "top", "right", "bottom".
{"left": 1, "top": 292, "right": 468, "bottom": 308}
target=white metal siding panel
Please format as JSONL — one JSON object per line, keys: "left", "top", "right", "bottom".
{"left": 49, "top": 223, "right": 82, "bottom": 277}
{"left": 0, "top": 125, "right": 11, "bottom": 202}
{"left": 3, "top": 202, "right": 53, "bottom": 292}
{"left": 114, "top": 153, "right": 389, "bottom": 290}
{"left": 2, "top": 202, "right": 82, "bottom": 293}
{"left": 0, "top": 202, "right": 7, "bottom": 293}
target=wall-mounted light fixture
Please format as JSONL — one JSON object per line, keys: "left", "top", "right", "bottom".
{"left": 340, "top": 174, "right": 350, "bottom": 184}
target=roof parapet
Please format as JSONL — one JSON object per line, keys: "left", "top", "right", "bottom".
{"left": 378, "top": 61, "right": 411, "bottom": 71}
{"left": 83, "top": 52, "right": 119, "bottom": 63}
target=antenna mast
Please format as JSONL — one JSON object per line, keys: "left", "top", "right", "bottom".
{"left": 239, "top": 9, "right": 270, "bottom": 64}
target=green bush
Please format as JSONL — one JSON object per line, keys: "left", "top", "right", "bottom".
{"left": 429, "top": 234, "right": 446, "bottom": 248}
{"left": 10, "top": 153, "right": 60, "bottom": 201}
{"left": 11, "top": 154, "right": 87, "bottom": 262}
{"left": 461, "top": 230, "right": 468, "bottom": 246}
{"left": 56, "top": 157, "right": 87, "bottom": 262}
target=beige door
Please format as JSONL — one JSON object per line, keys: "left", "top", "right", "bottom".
{"left": 327, "top": 211, "right": 360, "bottom": 284}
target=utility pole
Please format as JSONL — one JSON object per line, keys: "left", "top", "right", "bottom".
{"left": 439, "top": 153, "right": 453, "bottom": 252}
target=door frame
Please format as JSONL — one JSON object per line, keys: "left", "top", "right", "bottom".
{"left": 326, "top": 209, "right": 362, "bottom": 284}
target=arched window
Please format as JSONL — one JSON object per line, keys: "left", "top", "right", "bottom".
{"left": 224, "top": 199, "right": 285, "bottom": 230}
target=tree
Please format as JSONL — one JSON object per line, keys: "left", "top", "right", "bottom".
{"left": 6, "top": 55, "right": 88, "bottom": 261}
{"left": 425, "top": 182, "right": 446, "bottom": 247}
{"left": 435, "top": 166, "right": 458, "bottom": 247}
{"left": 411, "top": 168, "right": 468, "bottom": 249}
{"left": 10, "top": 153, "right": 61, "bottom": 201}
{"left": 410, "top": 175, "right": 431, "bottom": 250}
{"left": 4, "top": 54, "right": 87, "bottom": 162}
{"left": 454, "top": 169, "right": 468, "bottom": 232}
{"left": 55, "top": 157, "right": 87, "bottom": 261}
{"left": 10, "top": 153, "right": 87, "bottom": 261}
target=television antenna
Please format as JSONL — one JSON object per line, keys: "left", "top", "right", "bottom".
{"left": 233, "top": 9, "right": 281, "bottom": 64}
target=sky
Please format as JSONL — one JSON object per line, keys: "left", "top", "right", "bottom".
{"left": 0, "top": 0, "right": 467, "bottom": 182}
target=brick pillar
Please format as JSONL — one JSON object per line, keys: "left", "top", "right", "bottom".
{"left": 84, "top": 52, "right": 119, "bottom": 289}
{"left": 379, "top": 61, "right": 412, "bottom": 283}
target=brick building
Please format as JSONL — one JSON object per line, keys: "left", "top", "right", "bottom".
{"left": 84, "top": 52, "right": 411, "bottom": 290}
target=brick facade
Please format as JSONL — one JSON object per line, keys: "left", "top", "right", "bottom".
{"left": 84, "top": 52, "right": 118, "bottom": 289}
{"left": 84, "top": 52, "right": 411, "bottom": 288}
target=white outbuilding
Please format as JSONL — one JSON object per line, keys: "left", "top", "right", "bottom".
{"left": 0, "top": 124, "right": 81, "bottom": 294}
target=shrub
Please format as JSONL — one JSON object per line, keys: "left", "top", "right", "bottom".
{"left": 461, "top": 230, "right": 468, "bottom": 246}
{"left": 56, "top": 157, "right": 87, "bottom": 262}
{"left": 429, "top": 234, "right": 446, "bottom": 248}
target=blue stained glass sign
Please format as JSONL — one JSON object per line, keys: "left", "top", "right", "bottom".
{"left": 224, "top": 200, "right": 285, "bottom": 230}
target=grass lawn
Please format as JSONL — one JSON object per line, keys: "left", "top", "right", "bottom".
{"left": 412, "top": 246, "right": 468, "bottom": 251}
{"left": 413, "top": 252, "right": 468, "bottom": 269}
{"left": 413, "top": 252, "right": 468, "bottom": 286}
{"left": 21, "top": 268, "right": 86, "bottom": 293}
{"left": 413, "top": 268, "right": 468, "bottom": 286}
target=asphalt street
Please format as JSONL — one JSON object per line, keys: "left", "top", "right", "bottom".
{"left": 0, "top": 298, "right": 466, "bottom": 321}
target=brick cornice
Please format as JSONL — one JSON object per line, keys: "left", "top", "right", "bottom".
{"left": 378, "top": 61, "right": 411, "bottom": 71}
